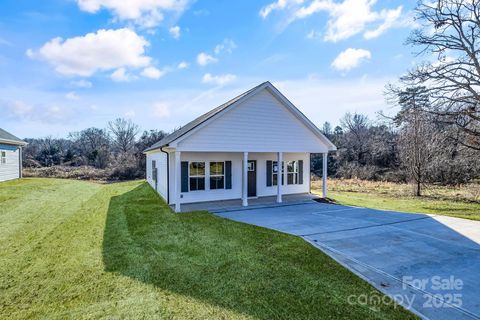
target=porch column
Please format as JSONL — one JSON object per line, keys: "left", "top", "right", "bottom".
{"left": 242, "top": 152, "right": 248, "bottom": 206}
{"left": 283, "top": 153, "right": 288, "bottom": 193}
{"left": 322, "top": 152, "right": 328, "bottom": 198}
{"left": 175, "top": 151, "right": 181, "bottom": 212}
{"left": 277, "top": 152, "right": 283, "bottom": 203}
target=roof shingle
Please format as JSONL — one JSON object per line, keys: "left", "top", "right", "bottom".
{"left": 0, "top": 128, "right": 26, "bottom": 145}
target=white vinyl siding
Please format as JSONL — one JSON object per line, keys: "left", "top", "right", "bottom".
{"left": 0, "top": 145, "right": 20, "bottom": 182}
{"left": 166, "top": 152, "right": 310, "bottom": 205}
{"left": 146, "top": 151, "right": 168, "bottom": 202}
{"left": 175, "top": 89, "right": 330, "bottom": 153}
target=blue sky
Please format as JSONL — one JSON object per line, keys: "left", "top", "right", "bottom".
{"left": 0, "top": 0, "right": 417, "bottom": 138}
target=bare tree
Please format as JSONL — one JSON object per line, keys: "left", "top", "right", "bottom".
{"left": 395, "top": 86, "right": 435, "bottom": 196}
{"left": 401, "top": 0, "right": 480, "bottom": 150}
{"left": 69, "top": 128, "right": 111, "bottom": 168}
{"left": 108, "top": 118, "right": 140, "bottom": 154}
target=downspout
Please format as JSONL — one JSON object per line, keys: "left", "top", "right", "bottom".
{"left": 160, "top": 146, "right": 170, "bottom": 204}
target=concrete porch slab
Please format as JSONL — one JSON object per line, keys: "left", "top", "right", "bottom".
{"left": 176, "top": 193, "right": 320, "bottom": 212}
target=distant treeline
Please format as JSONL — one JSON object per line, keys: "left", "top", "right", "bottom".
{"left": 23, "top": 119, "right": 167, "bottom": 181}
{"left": 312, "top": 111, "right": 480, "bottom": 193}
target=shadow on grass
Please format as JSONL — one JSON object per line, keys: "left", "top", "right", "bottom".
{"left": 102, "top": 182, "right": 418, "bottom": 319}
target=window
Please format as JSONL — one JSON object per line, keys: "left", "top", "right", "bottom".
{"left": 248, "top": 161, "right": 255, "bottom": 171}
{"left": 210, "top": 162, "right": 225, "bottom": 190}
{"left": 272, "top": 161, "right": 284, "bottom": 186}
{"left": 1, "top": 151, "right": 5, "bottom": 164}
{"left": 287, "top": 161, "right": 299, "bottom": 184}
{"left": 189, "top": 162, "right": 205, "bottom": 191}
{"left": 151, "top": 160, "right": 156, "bottom": 181}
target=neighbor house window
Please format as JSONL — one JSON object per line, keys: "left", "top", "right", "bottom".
{"left": 189, "top": 162, "right": 205, "bottom": 191}
{"left": 210, "top": 162, "right": 225, "bottom": 190}
{"left": 272, "top": 161, "right": 284, "bottom": 186}
{"left": 287, "top": 161, "right": 298, "bottom": 184}
{"left": 1, "top": 151, "right": 5, "bottom": 164}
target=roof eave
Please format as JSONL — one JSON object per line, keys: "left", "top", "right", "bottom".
{"left": 0, "top": 138, "right": 27, "bottom": 146}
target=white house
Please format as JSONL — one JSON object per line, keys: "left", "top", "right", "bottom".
{"left": 0, "top": 128, "right": 27, "bottom": 182}
{"left": 144, "top": 81, "right": 336, "bottom": 212}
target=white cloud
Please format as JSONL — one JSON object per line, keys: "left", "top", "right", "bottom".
{"left": 331, "top": 48, "right": 371, "bottom": 71}
{"left": 141, "top": 66, "right": 164, "bottom": 79}
{"left": 363, "top": 6, "right": 402, "bottom": 39}
{"left": 71, "top": 79, "right": 92, "bottom": 88}
{"left": 261, "top": 0, "right": 403, "bottom": 42}
{"left": 177, "top": 61, "right": 189, "bottom": 69}
{"left": 152, "top": 102, "right": 171, "bottom": 118}
{"left": 197, "top": 52, "right": 218, "bottom": 66}
{"left": 260, "top": 0, "right": 302, "bottom": 18}
{"left": 66, "top": 91, "right": 80, "bottom": 100}
{"left": 76, "top": 0, "right": 191, "bottom": 29}
{"left": 202, "top": 73, "right": 236, "bottom": 86}
{"left": 214, "top": 39, "right": 237, "bottom": 55}
{"left": 169, "top": 25, "right": 181, "bottom": 39}
{"left": 111, "top": 67, "right": 133, "bottom": 82}
{"left": 0, "top": 99, "right": 76, "bottom": 124}
{"left": 27, "top": 28, "right": 151, "bottom": 77}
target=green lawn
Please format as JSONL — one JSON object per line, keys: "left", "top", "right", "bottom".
{"left": 328, "top": 192, "right": 480, "bottom": 221}
{"left": 0, "top": 178, "right": 415, "bottom": 319}
{"left": 311, "top": 179, "right": 480, "bottom": 221}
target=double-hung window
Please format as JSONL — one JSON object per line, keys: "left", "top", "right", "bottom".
{"left": 189, "top": 162, "right": 205, "bottom": 191}
{"left": 210, "top": 162, "right": 225, "bottom": 190}
{"left": 272, "top": 161, "right": 284, "bottom": 186}
{"left": 287, "top": 161, "right": 299, "bottom": 184}
{"left": 0, "top": 151, "right": 6, "bottom": 164}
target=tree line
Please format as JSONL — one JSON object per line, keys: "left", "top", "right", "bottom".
{"left": 23, "top": 119, "right": 167, "bottom": 180}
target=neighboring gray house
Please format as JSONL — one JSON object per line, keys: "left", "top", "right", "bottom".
{"left": 144, "top": 81, "right": 336, "bottom": 212}
{"left": 0, "top": 128, "right": 27, "bottom": 182}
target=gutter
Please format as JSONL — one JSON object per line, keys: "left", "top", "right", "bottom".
{"left": 0, "top": 139, "right": 27, "bottom": 146}
{"left": 160, "top": 145, "right": 169, "bottom": 204}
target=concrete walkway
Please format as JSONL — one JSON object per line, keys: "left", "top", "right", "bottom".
{"left": 215, "top": 202, "right": 480, "bottom": 320}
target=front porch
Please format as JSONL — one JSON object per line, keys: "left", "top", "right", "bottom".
{"left": 175, "top": 193, "right": 320, "bottom": 213}
{"left": 171, "top": 151, "right": 329, "bottom": 212}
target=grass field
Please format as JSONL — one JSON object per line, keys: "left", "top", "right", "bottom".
{"left": 312, "top": 179, "right": 480, "bottom": 221}
{"left": 0, "top": 178, "right": 415, "bottom": 320}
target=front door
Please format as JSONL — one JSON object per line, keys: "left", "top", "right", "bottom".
{"left": 247, "top": 160, "right": 257, "bottom": 197}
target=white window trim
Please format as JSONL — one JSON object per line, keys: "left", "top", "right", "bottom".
{"left": 287, "top": 160, "right": 299, "bottom": 185}
{"left": 189, "top": 161, "right": 206, "bottom": 192}
{"left": 209, "top": 161, "right": 225, "bottom": 190}
{"left": 1, "top": 151, "right": 6, "bottom": 165}
{"left": 272, "top": 160, "right": 284, "bottom": 186}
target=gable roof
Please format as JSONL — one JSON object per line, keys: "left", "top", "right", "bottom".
{"left": 144, "top": 81, "right": 336, "bottom": 152}
{"left": 0, "top": 128, "right": 27, "bottom": 146}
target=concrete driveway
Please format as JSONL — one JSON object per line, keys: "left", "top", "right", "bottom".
{"left": 215, "top": 202, "right": 480, "bottom": 320}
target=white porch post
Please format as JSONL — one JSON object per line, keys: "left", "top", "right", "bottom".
{"left": 242, "top": 152, "right": 248, "bottom": 206}
{"left": 322, "top": 152, "right": 328, "bottom": 198}
{"left": 175, "top": 151, "right": 181, "bottom": 212}
{"left": 277, "top": 152, "right": 283, "bottom": 203}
